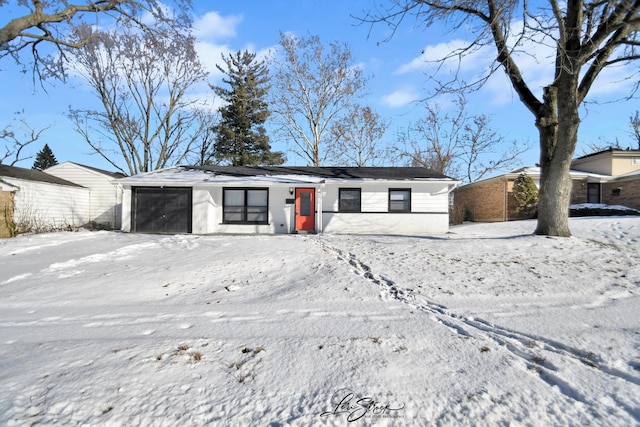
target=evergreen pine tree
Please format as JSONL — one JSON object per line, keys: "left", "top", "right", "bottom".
{"left": 212, "top": 50, "right": 284, "bottom": 166}
{"left": 32, "top": 144, "right": 58, "bottom": 170}
{"left": 513, "top": 173, "right": 539, "bottom": 218}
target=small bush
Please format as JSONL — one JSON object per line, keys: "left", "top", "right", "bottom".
{"left": 512, "top": 173, "right": 538, "bottom": 219}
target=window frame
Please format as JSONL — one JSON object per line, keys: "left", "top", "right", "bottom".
{"left": 222, "top": 187, "right": 269, "bottom": 224}
{"left": 338, "top": 188, "right": 361, "bottom": 213}
{"left": 388, "top": 188, "right": 412, "bottom": 213}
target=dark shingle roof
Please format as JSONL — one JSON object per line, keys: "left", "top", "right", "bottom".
{"left": 187, "top": 166, "right": 454, "bottom": 180}
{"left": 0, "top": 164, "right": 84, "bottom": 187}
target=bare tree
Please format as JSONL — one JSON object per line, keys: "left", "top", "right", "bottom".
{"left": 630, "top": 111, "right": 640, "bottom": 149}
{"left": 1, "top": 114, "right": 50, "bottom": 166}
{"left": 461, "top": 115, "right": 529, "bottom": 183}
{"left": 270, "top": 32, "right": 368, "bottom": 166}
{"left": 394, "top": 96, "right": 527, "bottom": 183}
{"left": 581, "top": 138, "right": 622, "bottom": 155}
{"left": 329, "top": 105, "right": 388, "bottom": 166}
{"left": 362, "top": 1, "right": 640, "bottom": 236}
{"left": 396, "top": 101, "right": 462, "bottom": 176}
{"left": 67, "top": 26, "right": 208, "bottom": 175}
{"left": 188, "top": 108, "right": 220, "bottom": 167}
{"left": 0, "top": 0, "right": 191, "bottom": 78}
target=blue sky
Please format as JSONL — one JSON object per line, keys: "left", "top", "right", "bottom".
{"left": 1, "top": 1, "right": 638, "bottom": 173}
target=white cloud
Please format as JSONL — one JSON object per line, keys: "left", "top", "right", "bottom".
{"left": 380, "top": 89, "right": 420, "bottom": 108}
{"left": 193, "top": 11, "right": 243, "bottom": 41}
{"left": 394, "top": 39, "right": 495, "bottom": 77}
{"left": 195, "top": 40, "right": 232, "bottom": 78}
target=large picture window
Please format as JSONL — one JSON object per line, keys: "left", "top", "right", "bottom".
{"left": 339, "top": 188, "right": 361, "bottom": 212}
{"left": 223, "top": 188, "right": 268, "bottom": 224}
{"left": 389, "top": 189, "right": 411, "bottom": 212}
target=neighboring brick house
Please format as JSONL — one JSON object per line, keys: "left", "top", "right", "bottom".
{"left": 453, "top": 148, "right": 640, "bottom": 222}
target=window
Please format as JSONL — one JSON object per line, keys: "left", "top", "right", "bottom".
{"left": 339, "top": 188, "right": 361, "bottom": 212}
{"left": 389, "top": 189, "right": 411, "bottom": 212}
{"left": 223, "top": 188, "right": 268, "bottom": 224}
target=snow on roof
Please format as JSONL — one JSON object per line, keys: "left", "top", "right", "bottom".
{"left": 118, "top": 165, "right": 457, "bottom": 185}
{"left": 118, "top": 166, "right": 327, "bottom": 185}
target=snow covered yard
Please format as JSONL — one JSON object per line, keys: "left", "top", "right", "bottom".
{"left": 0, "top": 217, "right": 639, "bottom": 426}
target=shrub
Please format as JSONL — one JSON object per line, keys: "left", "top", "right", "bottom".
{"left": 512, "top": 173, "right": 538, "bottom": 218}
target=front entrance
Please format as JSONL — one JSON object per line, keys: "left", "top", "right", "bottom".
{"left": 295, "top": 188, "right": 315, "bottom": 232}
{"left": 587, "top": 183, "right": 601, "bottom": 204}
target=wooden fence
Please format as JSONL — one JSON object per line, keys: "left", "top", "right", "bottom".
{"left": 0, "top": 191, "right": 15, "bottom": 238}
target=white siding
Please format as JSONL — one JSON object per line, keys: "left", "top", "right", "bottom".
{"left": 121, "top": 188, "right": 132, "bottom": 232}
{"left": 121, "top": 179, "right": 453, "bottom": 235}
{"left": 205, "top": 186, "right": 294, "bottom": 234}
{"left": 45, "top": 163, "right": 122, "bottom": 229}
{"left": 7, "top": 178, "right": 90, "bottom": 231}
{"left": 320, "top": 181, "right": 451, "bottom": 234}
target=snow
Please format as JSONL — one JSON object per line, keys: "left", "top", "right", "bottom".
{"left": 571, "top": 202, "right": 639, "bottom": 211}
{"left": 118, "top": 166, "right": 327, "bottom": 185}
{"left": 1, "top": 217, "right": 639, "bottom": 426}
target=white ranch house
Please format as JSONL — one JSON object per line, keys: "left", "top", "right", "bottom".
{"left": 118, "top": 166, "right": 459, "bottom": 235}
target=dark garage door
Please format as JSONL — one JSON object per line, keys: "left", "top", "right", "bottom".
{"left": 132, "top": 187, "right": 192, "bottom": 233}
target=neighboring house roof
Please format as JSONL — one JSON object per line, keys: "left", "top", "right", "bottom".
{"left": 457, "top": 166, "right": 614, "bottom": 190}
{"left": 572, "top": 147, "right": 640, "bottom": 161}
{"left": 610, "top": 169, "right": 640, "bottom": 182}
{"left": 0, "top": 164, "right": 84, "bottom": 187}
{"left": 119, "top": 165, "right": 457, "bottom": 185}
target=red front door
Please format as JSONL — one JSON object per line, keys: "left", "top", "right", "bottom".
{"left": 295, "top": 188, "right": 315, "bottom": 231}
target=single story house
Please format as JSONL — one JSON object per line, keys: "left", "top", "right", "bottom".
{"left": 0, "top": 164, "right": 90, "bottom": 235}
{"left": 45, "top": 162, "right": 126, "bottom": 230}
{"left": 454, "top": 148, "right": 640, "bottom": 222}
{"left": 118, "top": 166, "right": 459, "bottom": 235}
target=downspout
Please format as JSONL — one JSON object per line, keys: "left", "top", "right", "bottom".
{"left": 317, "top": 180, "right": 325, "bottom": 233}
{"left": 504, "top": 178, "right": 508, "bottom": 222}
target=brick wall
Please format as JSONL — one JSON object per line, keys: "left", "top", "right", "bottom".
{"left": 454, "top": 176, "right": 636, "bottom": 223}
{"left": 0, "top": 191, "right": 14, "bottom": 238}
{"left": 454, "top": 178, "right": 508, "bottom": 222}
{"left": 602, "top": 178, "right": 640, "bottom": 211}
{"left": 570, "top": 179, "right": 589, "bottom": 204}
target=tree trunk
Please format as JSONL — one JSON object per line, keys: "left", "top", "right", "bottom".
{"left": 534, "top": 85, "right": 580, "bottom": 237}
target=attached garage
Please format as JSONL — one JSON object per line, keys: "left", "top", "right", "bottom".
{"left": 132, "top": 187, "right": 192, "bottom": 234}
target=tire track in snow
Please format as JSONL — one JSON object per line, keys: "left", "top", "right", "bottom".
{"left": 315, "top": 238, "right": 640, "bottom": 419}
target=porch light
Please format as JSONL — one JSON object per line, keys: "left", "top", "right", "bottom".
{"left": 289, "top": 187, "right": 294, "bottom": 195}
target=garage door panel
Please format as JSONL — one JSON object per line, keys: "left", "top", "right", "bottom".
{"left": 132, "top": 187, "right": 192, "bottom": 234}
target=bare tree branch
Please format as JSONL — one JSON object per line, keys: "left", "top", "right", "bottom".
{"left": 393, "top": 95, "right": 531, "bottom": 183}
{"left": 67, "top": 25, "right": 208, "bottom": 175}
{"left": 1, "top": 115, "right": 51, "bottom": 165}
{"left": 270, "top": 33, "right": 368, "bottom": 166}
{"left": 1, "top": 0, "right": 192, "bottom": 78}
